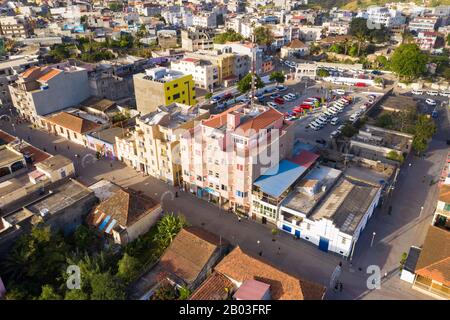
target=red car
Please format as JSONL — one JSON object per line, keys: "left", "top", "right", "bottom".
{"left": 355, "top": 82, "right": 367, "bottom": 87}
{"left": 274, "top": 97, "right": 285, "bottom": 105}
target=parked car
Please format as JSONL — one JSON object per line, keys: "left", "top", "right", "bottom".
{"left": 270, "top": 93, "right": 280, "bottom": 99}
{"left": 316, "top": 138, "right": 326, "bottom": 145}
{"left": 425, "top": 98, "right": 437, "bottom": 106}
{"left": 274, "top": 97, "right": 285, "bottom": 104}
{"left": 412, "top": 89, "right": 424, "bottom": 95}
{"left": 330, "top": 130, "right": 340, "bottom": 138}
{"left": 276, "top": 85, "right": 288, "bottom": 92}
{"left": 426, "top": 90, "right": 439, "bottom": 96}
{"left": 349, "top": 113, "right": 359, "bottom": 122}
{"left": 355, "top": 82, "right": 367, "bottom": 87}
{"left": 330, "top": 117, "right": 339, "bottom": 125}
{"left": 439, "top": 91, "right": 450, "bottom": 97}
{"left": 267, "top": 102, "right": 278, "bottom": 108}
{"left": 283, "top": 94, "right": 293, "bottom": 101}
{"left": 371, "top": 70, "right": 382, "bottom": 75}
{"left": 332, "top": 89, "right": 345, "bottom": 95}
{"left": 286, "top": 93, "right": 297, "bottom": 100}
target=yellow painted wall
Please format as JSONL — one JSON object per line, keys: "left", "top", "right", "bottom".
{"left": 163, "top": 75, "right": 196, "bottom": 106}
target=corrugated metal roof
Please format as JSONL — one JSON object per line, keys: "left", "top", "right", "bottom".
{"left": 254, "top": 160, "right": 307, "bottom": 198}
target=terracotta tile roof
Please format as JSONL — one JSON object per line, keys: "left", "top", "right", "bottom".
{"left": 45, "top": 112, "right": 101, "bottom": 134}
{"left": 415, "top": 226, "right": 450, "bottom": 286}
{"left": 287, "top": 39, "right": 306, "bottom": 49}
{"left": 290, "top": 150, "right": 319, "bottom": 168}
{"left": 0, "top": 130, "right": 16, "bottom": 145}
{"left": 182, "top": 58, "right": 199, "bottom": 63}
{"left": 159, "top": 227, "right": 223, "bottom": 285}
{"left": 237, "top": 108, "right": 283, "bottom": 137}
{"left": 21, "top": 66, "right": 41, "bottom": 78}
{"left": 202, "top": 104, "right": 243, "bottom": 129}
{"left": 214, "top": 246, "right": 326, "bottom": 300}
{"left": 19, "top": 145, "right": 51, "bottom": 164}
{"left": 91, "top": 188, "right": 160, "bottom": 227}
{"left": 439, "top": 184, "right": 450, "bottom": 204}
{"left": 37, "top": 69, "right": 62, "bottom": 83}
{"left": 189, "top": 272, "right": 235, "bottom": 300}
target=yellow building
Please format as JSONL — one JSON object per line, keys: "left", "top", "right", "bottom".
{"left": 116, "top": 103, "right": 209, "bottom": 186}
{"left": 133, "top": 67, "right": 196, "bottom": 115}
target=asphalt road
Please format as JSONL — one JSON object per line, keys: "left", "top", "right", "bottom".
{"left": 1, "top": 101, "right": 448, "bottom": 300}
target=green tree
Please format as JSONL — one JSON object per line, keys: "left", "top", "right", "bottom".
{"left": 72, "top": 225, "right": 94, "bottom": 251}
{"left": 317, "top": 69, "right": 330, "bottom": 77}
{"left": 90, "top": 272, "right": 126, "bottom": 300}
{"left": 153, "top": 213, "right": 187, "bottom": 248}
{"left": 108, "top": 2, "right": 123, "bottom": 12}
{"left": 178, "top": 285, "right": 191, "bottom": 300}
{"left": 386, "top": 150, "right": 404, "bottom": 163}
{"left": 213, "top": 29, "right": 244, "bottom": 44}
{"left": 349, "top": 17, "right": 370, "bottom": 37}
{"left": 253, "top": 26, "right": 274, "bottom": 47}
{"left": 237, "top": 73, "right": 265, "bottom": 93}
{"left": 151, "top": 284, "right": 178, "bottom": 300}
{"left": 4, "top": 287, "right": 28, "bottom": 300}
{"left": 269, "top": 71, "right": 285, "bottom": 84}
{"left": 39, "top": 285, "right": 62, "bottom": 300}
{"left": 354, "top": 31, "right": 367, "bottom": 56}
{"left": 204, "top": 92, "right": 213, "bottom": 99}
{"left": 64, "top": 289, "right": 89, "bottom": 300}
{"left": 390, "top": 44, "right": 428, "bottom": 82}
{"left": 447, "top": 34, "right": 450, "bottom": 46}
{"left": 328, "top": 43, "right": 343, "bottom": 54}
{"left": 117, "top": 253, "right": 141, "bottom": 284}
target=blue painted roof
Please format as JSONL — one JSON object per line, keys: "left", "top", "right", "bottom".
{"left": 254, "top": 160, "right": 307, "bottom": 198}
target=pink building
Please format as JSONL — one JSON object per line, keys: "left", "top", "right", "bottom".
{"left": 180, "top": 104, "right": 295, "bottom": 215}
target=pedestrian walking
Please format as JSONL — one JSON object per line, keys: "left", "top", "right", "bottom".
{"left": 43, "top": 147, "right": 47, "bottom": 152}
{"left": 67, "top": 145, "right": 70, "bottom": 150}
{"left": 277, "top": 247, "right": 281, "bottom": 255}
{"left": 175, "top": 191, "right": 178, "bottom": 198}
{"left": 339, "top": 282, "right": 343, "bottom": 292}
{"left": 54, "top": 145, "right": 57, "bottom": 151}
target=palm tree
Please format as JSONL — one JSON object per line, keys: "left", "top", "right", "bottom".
{"left": 355, "top": 32, "right": 367, "bottom": 56}
{"left": 401, "top": 30, "right": 414, "bottom": 44}
{"left": 342, "top": 38, "right": 350, "bottom": 55}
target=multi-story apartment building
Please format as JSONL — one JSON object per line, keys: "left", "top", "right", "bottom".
{"left": 357, "top": 6, "right": 405, "bottom": 29}
{"left": 116, "top": 103, "right": 210, "bottom": 185}
{"left": 0, "top": 16, "right": 31, "bottom": 38}
{"left": 181, "top": 28, "right": 215, "bottom": 52}
{"left": 0, "top": 56, "right": 39, "bottom": 108}
{"left": 171, "top": 58, "right": 219, "bottom": 90}
{"left": 212, "top": 43, "right": 262, "bottom": 75}
{"left": 185, "top": 48, "right": 249, "bottom": 83}
{"left": 133, "top": 67, "right": 196, "bottom": 115}
{"left": 9, "top": 65, "right": 90, "bottom": 123}
{"left": 415, "top": 31, "right": 440, "bottom": 51}
{"left": 227, "top": 0, "right": 246, "bottom": 13}
{"left": 192, "top": 12, "right": 217, "bottom": 28}
{"left": 180, "top": 104, "right": 295, "bottom": 214}
{"left": 322, "top": 21, "right": 350, "bottom": 36}
{"left": 408, "top": 16, "right": 439, "bottom": 33}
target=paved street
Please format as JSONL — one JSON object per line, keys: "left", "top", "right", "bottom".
{"left": 1, "top": 100, "right": 448, "bottom": 300}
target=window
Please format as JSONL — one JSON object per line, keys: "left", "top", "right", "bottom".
{"left": 221, "top": 184, "right": 227, "bottom": 191}
{"left": 173, "top": 93, "right": 180, "bottom": 100}
{"left": 342, "top": 238, "right": 347, "bottom": 245}
{"left": 208, "top": 170, "right": 213, "bottom": 175}
{"left": 173, "top": 84, "right": 178, "bottom": 88}
{"left": 236, "top": 164, "right": 244, "bottom": 171}
{"left": 167, "top": 87, "right": 170, "bottom": 91}
{"left": 306, "top": 223, "right": 311, "bottom": 230}
{"left": 197, "top": 175, "right": 202, "bottom": 181}
{"left": 215, "top": 173, "right": 219, "bottom": 178}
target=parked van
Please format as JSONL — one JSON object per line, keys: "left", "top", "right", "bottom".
{"left": 330, "top": 117, "right": 339, "bottom": 125}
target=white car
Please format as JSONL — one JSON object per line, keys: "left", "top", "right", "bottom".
{"left": 317, "top": 116, "right": 328, "bottom": 123}
{"left": 425, "top": 98, "right": 437, "bottom": 106}
{"left": 349, "top": 113, "right": 359, "bottom": 122}
{"left": 330, "top": 117, "right": 339, "bottom": 125}
{"left": 333, "top": 89, "right": 345, "bottom": 95}
{"left": 330, "top": 130, "right": 340, "bottom": 138}
{"left": 283, "top": 94, "right": 293, "bottom": 101}
{"left": 412, "top": 89, "right": 423, "bottom": 95}
{"left": 439, "top": 91, "right": 450, "bottom": 97}
{"left": 286, "top": 93, "right": 297, "bottom": 100}
{"left": 427, "top": 90, "right": 439, "bottom": 96}
{"left": 267, "top": 102, "right": 279, "bottom": 109}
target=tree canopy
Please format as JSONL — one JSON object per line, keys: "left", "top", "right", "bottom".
{"left": 253, "top": 26, "right": 274, "bottom": 47}
{"left": 213, "top": 29, "right": 244, "bottom": 44}
{"left": 237, "top": 73, "right": 265, "bottom": 93}
{"left": 269, "top": 71, "right": 285, "bottom": 84}
{"left": 390, "top": 44, "right": 428, "bottom": 82}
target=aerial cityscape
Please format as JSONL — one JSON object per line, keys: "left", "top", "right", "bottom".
{"left": 0, "top": 0, "right": 449, "bottom": 305}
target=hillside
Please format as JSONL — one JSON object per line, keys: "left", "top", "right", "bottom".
{"left": 307, "top": 0, "right": 450, "bottom": 11}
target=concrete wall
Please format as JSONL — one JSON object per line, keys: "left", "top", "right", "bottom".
{"left": 134, "top": 75, "right": 166, "bottom": 115}
{"left": 124, "top": 206, "right": 162, "bottom": 244}
{"left": 32, "top": 70, "right": 90, "bottom": 116}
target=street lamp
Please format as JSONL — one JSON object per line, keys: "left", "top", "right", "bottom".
{"left": 370, "top": 232, "right": 376, "bottom": 247}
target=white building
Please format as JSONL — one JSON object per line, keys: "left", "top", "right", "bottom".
{"left": 193, "top": 12, "right": 217, "bottom": 28}
{"left": 357, "top": 6, "right": 405, "bottom": 29}
{"left": 277, "top": 167, "right": 381, "bottom": 258}
{"left": 408, "top": 16, "right": 439, "bottom": 33}
{"left": 171, "top": 57, "right": 219, "bottom": 90}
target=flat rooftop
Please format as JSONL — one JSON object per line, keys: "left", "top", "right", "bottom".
{"left": 139, "top": 103, "right": 202, "bottom": 129}
{"left": 0, "top": 146, "right": 23, "bottom": 167}
{"left": 26, "top": 179, "right": 92, "bottom": 217}
{"left": 140, "top": 67, "right": 187, "bottom": 83}
{"left": 89, "top": 179, "right": 122, "bottom": 202}
{"left": 311, "top": 176, "right": 380, "bottom": 234}
{"left": 281, "top": 166, "right": 342, "bottom": 215}
{"left": 35, "top": 154, "right": 72, "bottom": 172}
{"left": 88, "top": 127, "right": 127, "bottom": 145}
